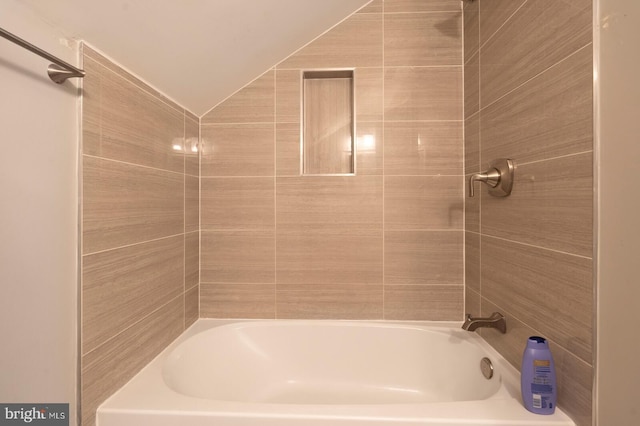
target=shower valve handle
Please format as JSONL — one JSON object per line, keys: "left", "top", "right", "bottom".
{"left": 468, "top": 158, "right": 515, "bottom": 198}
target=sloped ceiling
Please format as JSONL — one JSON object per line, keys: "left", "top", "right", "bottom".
{"left": 19, "top": 0, "right": 370, "bottom": 115}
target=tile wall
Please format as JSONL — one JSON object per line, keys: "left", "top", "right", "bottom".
{"left": 199, "top": 0, "right": 464, "bottom": 320}
{"left": 80, "top": 45, "right": 199, "bottom": 426}
{"left": 463, "top": 1, "right": 593, "bottom": 424}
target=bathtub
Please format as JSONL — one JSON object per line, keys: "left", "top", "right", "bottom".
{"left": 97, "top": 319, "right": 575, "bottom": 426}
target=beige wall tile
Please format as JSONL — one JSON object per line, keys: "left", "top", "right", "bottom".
{"left": 82, "top": 236, "right": 184, "bottom": 354}
{"left": 355, "top": 68, "right": 383, "bottom": 122}
{"left": 464, "top": 114, "right": 480, "bottom": 175}
{"left": 481, "top": 46, "right": 593, "bottom": 165}
{"left": 465, "top": 231, "right": 480, "bottom": 293}
{"left": 201, "top": 177, "right": 274, "bottom": 230}
{"left": 480, "top": 300, "right": 593, "bottom": 426}
{"left": 276, "top": 228, "right": 383, "bottom": 285}
{"left": 385, "top": 0, "right": 461, "bottom": 13}
{"left": 384, "top": 231, "right": 463, "bottom": 285}
{"left": 480, "top": 0, "right": 592, "bottom": 108}
{"left": 478, "top": 0, "right": 526, "bottom": 46}
{"left": 278, "top": 14, "right": 382, "bottom": 69}
{"left": 384, "top": 285, "right": 463, "bottom": 320}
{"left": 83, "top": 156, "right": 184, "bottom": 254}
{"left": 81, "top": 297, "right": 183, "bottom": 426}
{"left": 276, "top": 176, "right": 382, "bottom": 230}
{"left": 277, "top": 284, "right": 383, "bottom": 319}
{"left": 185, "top": 174, "right": 199, "bottom": 233}
{"left": 356, "top": 122, "right": 383, "bottom": 175}
{"left": 464, "top": 51, "right": 479, "bottom": 118}
{"left": 465, "top": 287, "right": 481, "bottom": 318}
{"left": 275, "top": 69, "right": 300, "bottom": 123}
{"left": 384, "top": 176, "right": 463, "bottom": 230}
{"left": 200, "top": 123, "right": 275, "bottom": 177}
{"left": 200, "top": 283, "right": 275, "bottom": 319}
{"left": 184, "top": 116, "right": 200, "bottom": 177}
{"left": 185, "top": 231, "right": 199, "bottom": 290}
{"left": 481, "top": 236, "right": 592, "bottom": 363}
{"left": 276, "top": 122, "right": 383, "bottom": 177}
{"left": 276, "top": 122, "right": 301, "bottom": 176}
{"left": 83, "top": 45, "right": 184, "bottom": 114}
{"left": 184, "top": 109, "right": 199, "bottom": 123}
{"left": 201, "top": 231, "right": 275, "bottom": 283}
{"left": 201, "top": 70, "right": 274, "bottom": 124}
{"left": 384, "top": 66, "right": 462, "bottom": 121}
{"left": 185, "top": 285, "right": 199, "bottom": 327}
{"left": 463, "top": 0, "right": 479, "bottom": 62}
{"left": 481, "top": 153, "right": 593, "bottom": 257}
{"left": 82, "top": 58, "right": 101, "bottom": 151}
{"left": 384, "top": 12, "right": 462, "bottom": 67}
{"left": 384, "top": 121, "right": 462, "bottom": 175}
{"left": 84, "top": 61, "right": 185, "bottom": 174}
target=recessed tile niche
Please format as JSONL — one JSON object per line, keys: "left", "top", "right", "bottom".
{"left": 302, "top": 70, "right": 355, "bottom": 175}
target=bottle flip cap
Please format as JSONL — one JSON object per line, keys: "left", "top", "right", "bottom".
{"left": 526, "top": 336, "right": 549, "bottom": 348}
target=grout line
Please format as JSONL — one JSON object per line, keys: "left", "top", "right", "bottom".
{"left": 477, "top": 0, "right": 529, "bottom": 53}
{"left": 383, "top": 10, "right": 462, "bottom": 15}
{"left": 383, "top": 119, "right": 464, "bottom": 123}
{"left": 273, "top": 69, "right": 278, "bottom": 319}
{"left": 198, "top": 115, "right": 201, "bottom": 321}
{"left": 478, "top": 42, "right": 593, "bottom": 112}
{"left": 82, "top": 233, "right": 185, "bottom": 257}
{"left": 277, "top": 65, "right": 462, "bottom": 72}
{"left": 204, "top": 119, "right": 465, "bottom": 125}
{"left": 480, "top": 233, "right": 594, "bottom": 260}
{"left": 477, "top": 0, "right": 482, "bottom": 313}
{"left": 200, "top": 175, "right": 275, "bottom": 179}
{"left": 183, "top": 112, "right": 187, "bottom": 331}
{"left": 201, "top": 121, "right": 274, "bottom": 127}
{"left": 461, "top": 0, "right": 467, "bottom": 321}
{"left": 381, "top": 0, "right": 386, "bottom": 320}
{"left": 512, "top": 150, "right": 594, "bottom": 168}
{"left": 82, "top": 153, "right": 188, "bottom": 177}
{"left": 200, "top": 229, "right": 276, "bottom": 233}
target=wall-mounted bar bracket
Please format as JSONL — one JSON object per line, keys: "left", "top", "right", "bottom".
{"left": 0, "top": 26, "right": 85, "bottom": 84}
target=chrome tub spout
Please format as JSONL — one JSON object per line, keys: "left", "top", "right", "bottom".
{"left": 462, "top": 312, "right": 506, "bottom": 334}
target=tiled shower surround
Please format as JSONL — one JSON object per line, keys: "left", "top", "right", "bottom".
{"left": 463, "top": 0, "right": 593, "bottom": 425}
{"left": 80, "top": 0, "right": 594, "bottom": 425}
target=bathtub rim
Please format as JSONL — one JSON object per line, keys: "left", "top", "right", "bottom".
{"left": 97, "top": 318, "right": 575, "bottom": 426}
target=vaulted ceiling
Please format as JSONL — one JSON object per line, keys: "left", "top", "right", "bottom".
{"left": 19, "top": 0, "right": 370, "bottom": 115}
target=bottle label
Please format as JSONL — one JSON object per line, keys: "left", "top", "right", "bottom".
{"left": 530, "top": 359, "right": 554, "bottom": 409}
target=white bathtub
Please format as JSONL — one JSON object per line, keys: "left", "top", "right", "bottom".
{"left": 97, "top": 319, "right": 575, "bottom": 426}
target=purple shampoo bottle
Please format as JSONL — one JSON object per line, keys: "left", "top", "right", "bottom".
{"left": 520, "top": 336, "right": 557, "bottom": 414}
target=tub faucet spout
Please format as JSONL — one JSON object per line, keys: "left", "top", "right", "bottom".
{"left": 462, "top": 312, "right": 506, "bottom": 334}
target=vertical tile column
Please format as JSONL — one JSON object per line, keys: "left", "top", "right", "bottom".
{"left": 200, "top": 71, "right": 277, "bottom": 318}
{"left": 81, "top": 45, "right": 198, "bottom": 426}
{"left": 383, "top": 0, "right": 464, "bottom": 319}
{"left": 274, "top": 5, "right": 385, "bottom": 319}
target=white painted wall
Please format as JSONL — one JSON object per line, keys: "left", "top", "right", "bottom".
{"left": 595, "top": 0, "right": 640, "bottom": 424}
{"left": 0, "top": 1, "right": 78, "bottom": 424}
